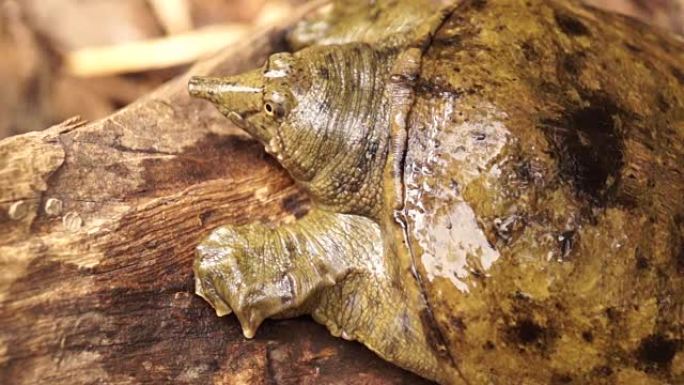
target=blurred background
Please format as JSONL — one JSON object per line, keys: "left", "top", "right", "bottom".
{"left": 0, "top": 0, "right": 682, "bottom": 140}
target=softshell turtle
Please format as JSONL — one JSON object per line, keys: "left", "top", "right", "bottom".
{"left": 187, "top": 0, "right": 684, "bottom": 384}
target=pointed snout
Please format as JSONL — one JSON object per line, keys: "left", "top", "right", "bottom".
{"left": 188, "top": 76, "right": 223, "bottom": 98}
{"left": 188, "top": 69, "right": 264, "bottom": 118}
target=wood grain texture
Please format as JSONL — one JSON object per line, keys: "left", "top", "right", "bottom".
{"left": 0, "top": 10, "right": 431, "bottom": 385}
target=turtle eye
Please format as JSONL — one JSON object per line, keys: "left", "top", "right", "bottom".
{"left": 264, "top": 101, "right": 286, "bottom": 119}
{"left": 264, "top": 102, "right": 275, "bottom": 116}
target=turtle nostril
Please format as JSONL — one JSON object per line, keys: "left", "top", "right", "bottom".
{"left": 188, "top": 76, "right": 211, "bottom": 97}
{"left": 188, "top": 77, "right": 200, "bottom": 96}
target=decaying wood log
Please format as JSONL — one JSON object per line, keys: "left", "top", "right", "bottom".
{"left": 0, "top": 8, "right": 431, "bottom": 384}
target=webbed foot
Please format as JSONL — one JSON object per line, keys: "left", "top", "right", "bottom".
{"left": 194, "top": 208, "right": 458, "bottom": 383}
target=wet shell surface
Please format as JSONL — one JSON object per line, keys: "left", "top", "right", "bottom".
{"left": 189, "top": 1, "right": 684, "bottom": 384}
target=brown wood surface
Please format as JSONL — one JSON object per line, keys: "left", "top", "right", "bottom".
{"left": 0, "top": 12, "right": 432, "bottom": 385}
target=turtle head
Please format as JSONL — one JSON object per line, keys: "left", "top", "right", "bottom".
{"left": 189, "top": 44, "right": 390, "bottom": 215}
{"left": 188, "top": 50, "right": 318, "bottom": 158}
{"left": 188, "top": 61, "right": 291, "bottom": 145}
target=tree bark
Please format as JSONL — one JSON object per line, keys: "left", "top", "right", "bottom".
{"left": 0, "top": 11, "right": 431, "bottom": 385}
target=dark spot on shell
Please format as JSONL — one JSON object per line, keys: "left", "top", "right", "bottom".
{"left": 471, "top": 0, "right": 487, "bottom": 10}
{"left": 450, "top": 316, "right": 467, "bottom": 332}
{"left": 483, "top": 340, "right": 495, "bottom": 350}
{"left": 554, "top": 11, "right": 590, "bottom": 36}
{"left": 561, "top": 53, "right": 584, "bottom": 76}
{"left": 554, "top": 302, "right": 565, "bottom": 312}
{"left": 453, "top": 0, "right": 488, "bottom": 13}
{"left": 510, "top": 319, "right": 545, "bottom": 345}
{"left": 466, "top": 84, "right": 484, "bottom": 95}
{"left": 539, "top": 80, "right": 561, "bottom": 94}
{"left": 514, "top": 290, "right": 532, "bottom": 301}
{"left": 520, "top": 41, "right": 538, "bottom": 62}
{"left": 541, "top": 93, "right": 624, "bottom": 206}
{"left": 593, "top": 365, "right": 614, "bottom": 377}
{"left": 635, "top": 249, "right": 650, "bottom": 270}
{"left": 636, "top": 334, "right": 678, "bottom": 369}
{"left": 605, "top": 307, "right": 620, "bottom": 322}
{"left": 318, "top": 68, "right": 329, "bottom": 79}
{"left": 655, "top": 93, "right": 671, "bottom": 112}
{"left": 551, "top": 373, "right": 573, "bottom": 384}
{"left": 582, "top": 330, "right": 594, "bottom": 343}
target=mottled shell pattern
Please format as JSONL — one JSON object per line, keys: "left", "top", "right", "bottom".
{"left": 188, "top": 1, "right": 684, "bottom": 384}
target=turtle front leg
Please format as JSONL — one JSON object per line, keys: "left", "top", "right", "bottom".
{"left": 194, "top": 207, "right": 455, "bottom": 383}
{"left": 194, "top": 208, "right": 382, "bottom": 337}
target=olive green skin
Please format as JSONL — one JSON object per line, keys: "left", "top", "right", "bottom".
{"left": 189, "top": 1, "right": 684, "bottom": 384}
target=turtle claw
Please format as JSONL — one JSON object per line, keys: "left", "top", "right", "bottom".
{"left": 194, "top": 269, "right": 232, "bottom": 317}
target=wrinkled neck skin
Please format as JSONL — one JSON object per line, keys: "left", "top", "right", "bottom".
{"left": 273, "top": 44, "right": 394, "bottom": 218}
{"left": 190, "top": 43, "right": 398, "bottom": 218}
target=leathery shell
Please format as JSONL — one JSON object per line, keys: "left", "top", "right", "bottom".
{"left": 402, "top": 1, "right": 683, "bottom": 384}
